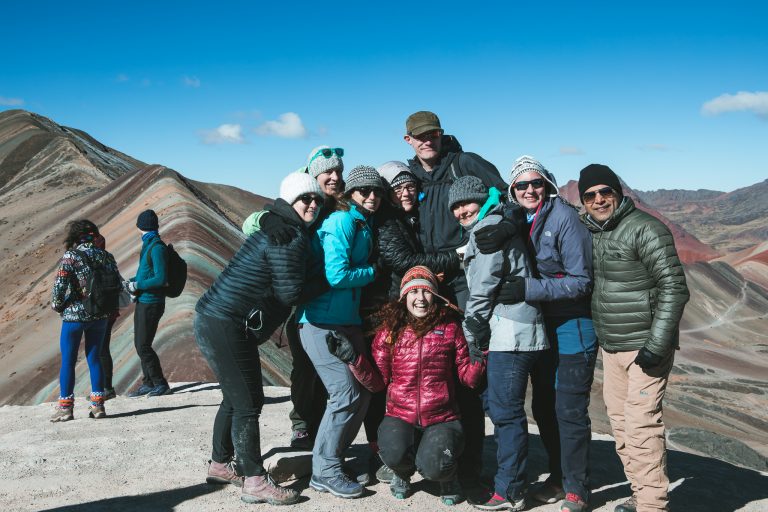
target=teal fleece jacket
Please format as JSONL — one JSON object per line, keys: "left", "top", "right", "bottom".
{"left": 132, "top": 232, "right": 167, "bottom": 304}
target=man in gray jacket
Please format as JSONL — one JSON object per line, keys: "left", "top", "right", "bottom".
{"left": 579, "top": 164, "right": 689, "bottom": 512}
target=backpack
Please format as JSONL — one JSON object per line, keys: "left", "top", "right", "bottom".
{"left": 75, "top": 250, "right": 122, "bottom": 316}
{"left": 147, "top": 240, "right": 188, "bottom": 298}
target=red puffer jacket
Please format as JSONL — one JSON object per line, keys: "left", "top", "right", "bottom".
{"left": 371, "top": 320, "right": 485, "bottom": 428}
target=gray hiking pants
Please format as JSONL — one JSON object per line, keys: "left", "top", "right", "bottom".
{"left": 299, "top": 322, "right": 371, "bottom": 478}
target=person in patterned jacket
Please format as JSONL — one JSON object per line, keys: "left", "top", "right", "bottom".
{"left": 50, "top": 219, "right": 120, "bottom": 422}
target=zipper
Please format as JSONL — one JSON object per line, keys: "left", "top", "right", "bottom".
{"left": 416, "top": 335, "right": 423, "bottom": 427}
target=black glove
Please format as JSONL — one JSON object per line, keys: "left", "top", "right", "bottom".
{"left": 474, "top": 219, "right": 518, "bottom": 254}
{"left": 634, "top": 347, "right": 664, "bottom": 369}
{"left": 497, "top": 276, "right": 526, "bottom": 305}
{"left": 464, "top": 315, "right": 491, "bottom": 351}
{"left": 260, "top": 212, "right": 294, "bottom": 245}
{"left": 467, "top": 342, "right": 486, "bottom": 365}
{"left": 325, "top": 331, "right": 358, "bottom": 364}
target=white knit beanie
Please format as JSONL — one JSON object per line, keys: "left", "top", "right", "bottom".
{"left": 280, "top": 172, "right": 325, "bottom": 206}
{"left": 307, "top": 145, "right": 344, "bottom": 179}
{"left": 507, "top": 155, "right": 559, "bottom": 204}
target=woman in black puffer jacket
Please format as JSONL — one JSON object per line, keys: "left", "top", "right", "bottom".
{"left": 194, "top": 172, "right": 325, "bottom": 506}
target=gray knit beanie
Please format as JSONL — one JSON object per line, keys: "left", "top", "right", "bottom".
{"left": 307, "top": 145, "right": 344, "bottom": 179}
{"left": 377, "top": 161, "right": 417, "bottom": 189}
{"left": 448, "top": 176, "right": 488, "bottom": 210}
{"left": 344, "top": 165, "right": 385, "bottom": 194}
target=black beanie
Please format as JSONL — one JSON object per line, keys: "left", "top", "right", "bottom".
{"left": 578, "top": 164, "right": 623, "bottom": 199}
{"left": 136, "top": 209, "right": 159, "bottom": 231}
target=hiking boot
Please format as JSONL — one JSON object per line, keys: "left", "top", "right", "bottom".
{"left": 560, "top": 493, "right": 589, "bottom": 512}
{"left": 206, "top": 460, "right": 243, "bottom": 487}
{"left": 614, "top": 496, "right": 637, "bottom": 512}
{"left": 290, "top": 429, "right": 313, "bottom": 450}
{"left": 103, "top": 388, "right": 117, "bottom": 401}
{"left": 470, "top": 492, "right": 525, "bottom": 511}
{"left": 241, "top": 473, "right": 300, "bottom": 505}
{"left": 50, "top": 405, "right": 74, "bottom": 422}
{"left": 309, "top": 473, "right": 363, "bottom": 498}
{"left": 88, "top": 404, "right": 107, "bottom": 419}
{"left": 147, "top": 383, "right": 171, "bottom": 397}
{"left": 530, "top": 475, "right": 565, "bottom": 503}
{"left": 389, "top": 474, "right": 411, "bottom": 500}
{"left": 375, "top": 463, "right": 395, "bottom": 483}
{"left": 128, "top": 384, "right": 153, "bottom": 398}
{"left": 440, "top": 478, "right": 464, "bottom": 505}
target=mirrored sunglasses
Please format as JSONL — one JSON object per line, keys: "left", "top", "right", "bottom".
{"left": 309, "top": 147, "right": 344, "bottom": 167}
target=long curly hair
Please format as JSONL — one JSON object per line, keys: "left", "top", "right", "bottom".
{"left": 375, "top": 298, "right": 462, "bottom": 345}
{"left": 63, "top": 219, "right": 99, "bottom": 249}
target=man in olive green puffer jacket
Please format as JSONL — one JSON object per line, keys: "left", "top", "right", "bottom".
{"left": 578, "top": 164, "right": 689, "bottom": 512}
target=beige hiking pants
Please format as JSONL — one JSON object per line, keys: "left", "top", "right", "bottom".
{"left": 602, "top": 348, "right": 674, "bottom": 512}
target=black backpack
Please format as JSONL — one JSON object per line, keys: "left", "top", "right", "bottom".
{"left": 75, "top": 250, "right": 122, "bottom": 316}
{"left": 147, "top": 239, "right": 188, "bottom": 298}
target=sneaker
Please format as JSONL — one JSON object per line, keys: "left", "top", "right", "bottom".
{"left": 242, "top": 473, "right": 300, "bottom": 505}
{"left": 147, "top": 383, "right": 171, "bottom": 397}
{"left": 50, "top": 406, "right": 74, "bottom": 423}
{"left": 206, "top": 460, "right": 243, "bottom": 487}
{"left": 128, "top": 384, "right": 154, "bottom": 398}
{"left": 290, "top": 429, "right": 313, "bottom": 450}
{"left": 614, "top": 496, "right": 637, "bottom": 512}
{"left": 375, "top": 463, "right": 395, "bottom": 483}
{"left": 103, "top": 388, "right": 117, "bottom": 401}
{"left": 530, "top": 476, "right": 565, "bottom": 504}
{"left": 310, "top": 473, "right": 364, "bottom": 499}
{"left": 389, "top": 474, "right": 411, "bottom": 499}
{"left": 470, "top": 492, "right": 525, "bottom": 511}
{"left": 88, "top": 405, "right": 107, "bottom": 419}
{"left": 560, "top": 493, "right": 589, "bottom": 512}
{"left": 440, "top": 478, "right": 464, "bottom": 506}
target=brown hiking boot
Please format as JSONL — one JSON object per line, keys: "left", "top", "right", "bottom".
{"left": 88, "top": 393, "right": 106, "bottom": 419}
{"left": 242, "top": 474, "right": 300, "bottom": 505}
{"left": 50, "top": 405, "right": 74, "bottom": 422}
{"left": 206, "top": 460, "right": 243, "bottom": 487}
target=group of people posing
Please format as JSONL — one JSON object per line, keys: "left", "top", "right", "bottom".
{"left": 51, "top": 111, "right": 689, "bottom": 512}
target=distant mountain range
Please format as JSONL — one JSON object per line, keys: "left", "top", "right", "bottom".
{"left": 1, "top": 109, "right": 766, "bottom": 470}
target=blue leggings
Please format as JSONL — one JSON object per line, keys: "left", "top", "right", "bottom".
{"left": 58, "top": 319, "right": 108, "bottom": 398}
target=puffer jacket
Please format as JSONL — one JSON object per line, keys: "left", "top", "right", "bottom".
{"left": 583, "top": 197, "right": 689, "bottom": 356}
{"left": 372, "top": 320, "right": 484, "bottom": 428}
{"left": 51, "top": 243, "right": 120, "bottom": 322}
{"left": 195, "top": 199, "right": 308, "bottom": 324}
{"left": 463, "top": 204, "right": 548, "bottom": 352}
{"left": 409, "top": 150, "right": 507, "bottom": 253}
{"left": 298, "top": 203, "right": 376, "bottom": 326}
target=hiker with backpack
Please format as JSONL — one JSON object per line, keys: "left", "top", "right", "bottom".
{"left": 50, "top": 219, "right": 122, "bottom": 422}
{"left": 404, "top": 111, "right": 507, "bottom": 485}
{"left": 194, "top": 171, "right": 325, "bottom": 505}
{"left": 124, "top": 209, "right": 173, "bottom": 398}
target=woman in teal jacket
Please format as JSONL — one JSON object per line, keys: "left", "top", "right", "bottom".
{"left": 298, "top": 165, "right": 384, "bottom": 499}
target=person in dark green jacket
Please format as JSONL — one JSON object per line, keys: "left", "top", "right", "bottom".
{"left": 125, "top": 209, "right": 171, "bottom": 398}
{"left": 579, "top": 164, "right": 689, "bottom": 512}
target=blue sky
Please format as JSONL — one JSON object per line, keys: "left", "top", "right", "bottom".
{"left": 2, "top": 1, "right": 766, "bottom": 197}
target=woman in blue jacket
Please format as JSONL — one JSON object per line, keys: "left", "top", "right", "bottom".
{"left": 473, "top": 156, "right": 595, "bottom": 512}
{"left": 298, "top": 165, "right": 384, "bottom": 500}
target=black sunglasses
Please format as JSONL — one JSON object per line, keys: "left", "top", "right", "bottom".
{"left": 355, "top": 187, "right": 383, "bottom": 197}
{"left": 513, "top": 178, "right": 546, "bottom": 191}
{"left": 297, "top": 194, "right": 323, "bottom": 205}
{"left": 582, "top": 186, "right": 615, "bottom": 203}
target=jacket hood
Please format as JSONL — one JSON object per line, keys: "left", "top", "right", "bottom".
{"left": 507, "top": 167, "right": 560, "bottom": 206}
{"left": 265, "top": 198, "right": 305, "bottom": 227}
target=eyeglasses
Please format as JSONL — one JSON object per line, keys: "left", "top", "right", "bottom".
{"left": 513, "top": 179, "right": 545, "bottom": 191}
{"left": 297, "top": 194, "right": 323, "bottom": 206}
{"left": 582, "top": 186, "right": 616, "bottom": 204}
{"left": 411, "top": 129, "right": 443, "bottom": 142}
{"left": 308, "top": 147, "right": 344, "bottom": 166}
{"left": 393, "top": 183, "right": 417, "bottom": 196}
{"left": 354, "top": 187, "right": 383, "bottom": 198}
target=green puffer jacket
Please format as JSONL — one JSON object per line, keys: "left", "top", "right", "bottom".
{"left": 582, "top": 197, "right": 689, "bottom": 356}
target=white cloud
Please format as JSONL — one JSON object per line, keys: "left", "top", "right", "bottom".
{"left": 559, "top": 146, "right": 583, "bottom": 155}
{"left": 201, "top": 124, "right": 244, "bottom": 144}
{"left": 140, "top": 78, "right": 152, "bottom": 87}
{"left": 701, "top": 91, "right": 768, "bottom": 119}
{"left": 255, "top": 112, "right": 307, "bottom": 138}
{"left": 183, "top": 75, "right": 201, "bottom": 88}
{"left": 0, "top": 96, "right": 24, "bottom": 106}
{"left": 115, "top": 73, "right": 129, "bottom": 82}
{"left": 639, "top": 144, "right": 671, "bottom": 152}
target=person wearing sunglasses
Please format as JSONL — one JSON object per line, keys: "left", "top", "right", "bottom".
{"left": 194, "top": 171, "right": 328, "bottom": 506}
{"left": 404, "top": 111, "right": 506, "bottom": 486}
{"left": 578, "top": 164, "right": 689, "bottom": 512}
{"left": 472, "top": 156, "right": 596, "bottom": 511}
{"left": 297, "top": 165, "right": 384, "bottom": 499}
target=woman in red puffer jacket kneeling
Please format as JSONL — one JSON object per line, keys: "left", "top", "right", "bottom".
{"left": 372, "top": 266, "right": 486, "bottom": 505}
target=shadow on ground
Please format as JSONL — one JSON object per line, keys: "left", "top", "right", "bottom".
{"left": 37, "top": 483, "right": 221, "bottom": 512}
